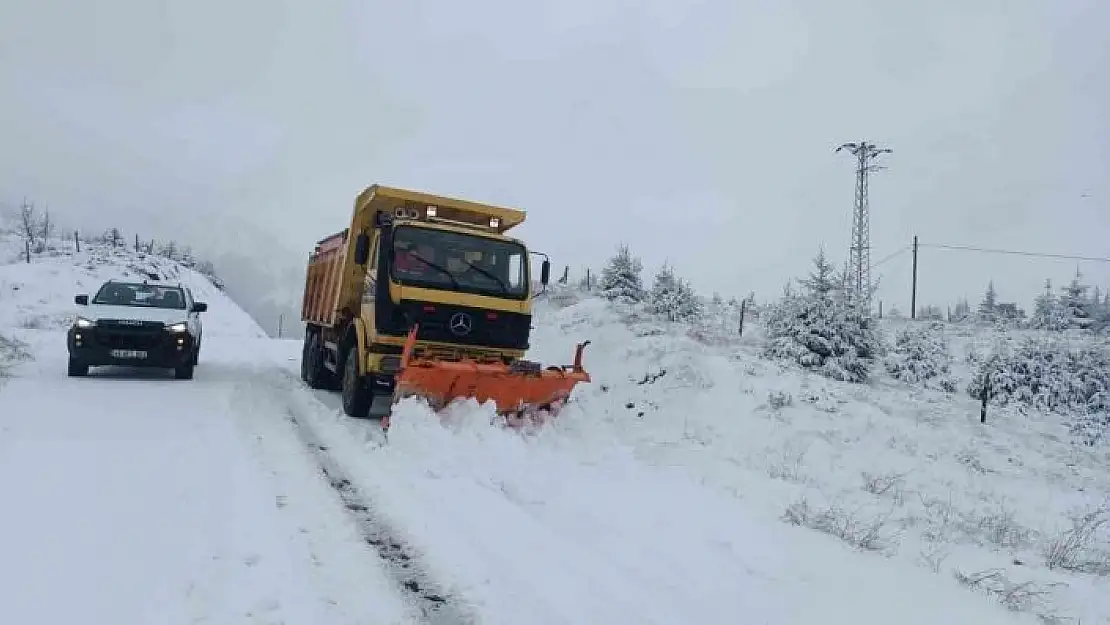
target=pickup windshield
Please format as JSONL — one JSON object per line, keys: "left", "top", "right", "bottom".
{"left": 391, "top": 225, "right": 528, "bottom": 299}
{"left": 92, "top": 282, "right": 188, "bottom": 309}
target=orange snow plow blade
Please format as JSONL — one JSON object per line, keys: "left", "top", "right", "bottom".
{"left": 390, "top": 324, "right": 591, "bottom": 427}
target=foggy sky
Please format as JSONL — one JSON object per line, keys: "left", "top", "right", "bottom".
{"left": 2, "top": 0, "right": 1108, "bottom": 331}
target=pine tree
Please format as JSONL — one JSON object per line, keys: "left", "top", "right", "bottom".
{"left": 1060, "top": 269, "right": 1092, "bottom": 330}
{"left": 761, "top": 246, "right": 883, "bottom": 383}
{"left": 648, "top": 263, "right": 701, "bottom": 322}
{"left": 1032, "top": 278, "right": 1068, "bottom": 331}
{"left": 978, "top": 280, "right": 998, "bottom": 321}
{"left": 798, "top": 246, "right": 839, "bottom": 301}
{"left": 599, "top": 244, "right": 646, "bottom": 303}
{"left": 952, "top": 297, "right": 971, "bottom": 322}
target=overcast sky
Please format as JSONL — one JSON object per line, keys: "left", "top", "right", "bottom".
{"left": 2, "top": 0, "right": 1107, "bottom": 328}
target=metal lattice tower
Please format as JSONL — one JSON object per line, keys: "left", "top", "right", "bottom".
{"left": 835, "top": 141, "right": 891, "bottom": 315}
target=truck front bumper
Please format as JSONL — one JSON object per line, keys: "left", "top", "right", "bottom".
{"left": 67, "top": 325, "right": 196, "bottom": 368}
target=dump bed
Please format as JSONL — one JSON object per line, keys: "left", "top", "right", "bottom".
{"left": 301, "top": 229, "right": 349, "bottom": 327}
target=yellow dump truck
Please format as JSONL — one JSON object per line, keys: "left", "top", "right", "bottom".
{"left": 300, "top": 184, "right": 591, "bottom": 429}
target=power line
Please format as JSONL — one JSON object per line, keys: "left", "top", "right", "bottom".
{"left": 869, "top": 246, "right": 909, "bottom": 270}
{"left": 918, "top": 242, "right": 1110, "bottom": 264}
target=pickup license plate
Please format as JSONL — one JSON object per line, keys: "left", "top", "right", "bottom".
{"left": 110, "top": 349, "right": 147, "bottom": 359}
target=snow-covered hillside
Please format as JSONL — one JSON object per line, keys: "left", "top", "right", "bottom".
{"left": 0, "top": 230, "right": 262, "bottom": 338}
{"left": 2, "top": 222, "right": 1106, "bottom": 624}
{"left": 523, "top": 286, "right": 1110, "bottom": 624}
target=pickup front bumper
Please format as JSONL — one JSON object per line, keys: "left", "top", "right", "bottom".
{"left": 67, "top": 323, "right": 195, "bottom": 368}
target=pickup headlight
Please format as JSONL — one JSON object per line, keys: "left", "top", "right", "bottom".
{"left": 75, "top": 316, "right": 94, "bottom": 329}
{"left": 167, "top": 322, "right": 188, "bottom": 333}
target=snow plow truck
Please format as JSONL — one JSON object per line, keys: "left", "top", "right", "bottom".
{"left": 299, "top": 184, "right": 591, "bottom": 430}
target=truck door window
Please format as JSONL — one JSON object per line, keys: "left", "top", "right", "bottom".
{"left": 508, "top": 254, "right": 523, "bottom": 289}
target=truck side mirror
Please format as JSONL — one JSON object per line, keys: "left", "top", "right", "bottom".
{"left": 540, "top": 259, "right": 550, "bottom": 285}
{"left": 354, "top": 233, "right": 371, "bottom": 265}
{"left": 75, "top": 294, "right": 88, "bottom": 305}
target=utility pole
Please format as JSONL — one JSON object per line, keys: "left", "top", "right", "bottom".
{"left": 911, "top": 235, "right": 918, "bottom": 319}
{"left": 836, "top": 141, "right": 892, "bottom": 317}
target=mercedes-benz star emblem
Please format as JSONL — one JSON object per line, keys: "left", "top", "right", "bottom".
{"left": 448, "top": 312, "right": 473, "bottom": 336}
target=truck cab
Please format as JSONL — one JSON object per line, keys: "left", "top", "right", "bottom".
{"left": 300, "top": 185, "right": 553, "bottom": 420}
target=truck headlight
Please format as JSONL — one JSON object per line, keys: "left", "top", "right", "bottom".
{"left": 167, "top": 322, "right": 188, "bottom": 333}
{"left": 75, "top": 316, "right": 94, "bottom": 329}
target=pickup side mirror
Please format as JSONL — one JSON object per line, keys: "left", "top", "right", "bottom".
{"left": 192, "top": 302, "right": 208, "bottom": 313}
{"left": 354, "top": 233, "right": 371, "bottom": 265}
{"left": 540, "top": 259, "right": 551, "bottom": 285}
{"left": 75, "top": 294, "right": 89, "bottom": 306}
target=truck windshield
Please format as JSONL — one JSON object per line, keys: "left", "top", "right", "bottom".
{"left": 391, "top": 225, "right": 528, "bottom": 299}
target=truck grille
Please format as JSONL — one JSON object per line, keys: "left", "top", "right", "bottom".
{"left": 397, "top": 301, "right": 530, "bottom": 350}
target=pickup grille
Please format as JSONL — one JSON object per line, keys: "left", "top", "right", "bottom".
{"left": 94, "top": 319, "right": 166, "bottom": 350}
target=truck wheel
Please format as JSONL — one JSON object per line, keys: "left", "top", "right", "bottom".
{"left": 341, "top": 344, "right": 371, "bottom": 418}
{"left": 305, "top": 333, "right": 331, "bottom": 389}
{"left": 300, "top": 333, "right": 310, "bottom": 382}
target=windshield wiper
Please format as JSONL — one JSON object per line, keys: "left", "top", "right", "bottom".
{"left": 408, "top": 253, "right": 460, "bottom": 289}
{"left": 459, "top": 258, "right": 509, "bottom": 293}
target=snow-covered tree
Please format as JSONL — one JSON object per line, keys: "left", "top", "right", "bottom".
{"left": 917, "top": 304, "right": 944, "bottom": 321}
{"left": 1031, "top": 278, "right": 1068, "bottom": 331}
{"left": 978, "top": 280, "right": 998, "bottom": 321}
{"left": 798, "top": 246, "right": 838, "bottom": 301}
{"left": 1060, "top": 270, "right": 1093, "bottom": 330}
{"left": 761, "top": 248, "right": 883, "bottom": 383}
{"left": 968, "top": 337, "right": 1110, "bottom": 445}
{"left": 884, "top": 321, "right": 957, "bottom": 391}
{"left": 647, "top": 263, "right": 701, "bottom": 322}
{"left": 951, "top": 297, "right": 971, "bottom": 323}
{"left": 599, "top": 244, "right": 646, "bottom": 303}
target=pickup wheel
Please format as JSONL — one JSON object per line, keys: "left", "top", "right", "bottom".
{"left": 67, "top": 358, "right": 88, "bottom": 377}
{"left": 341, "top": 344, "right": 371, "bottom": 418}
{"left": 174, "top": 361, "right": 195, "bottom": 380}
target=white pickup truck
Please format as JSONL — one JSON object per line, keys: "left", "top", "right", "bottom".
{"left": 67, "top": 279, "right": 207, "bottom": 379}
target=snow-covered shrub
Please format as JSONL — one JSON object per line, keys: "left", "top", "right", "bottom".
{"left": 646, "top": 264, "right": 701, "bottom": 322}
{"left": 0, "top": 333, "right": 31, "bottom": 377}
{"left": 968, "top": 337, "right": 1110, "bottom": 444}
{"left": 599, "top": 244, "right": 646, "bottom": 303}
{"left": 884, "top": 321, "right": 957, "bottom": 392}
{"left": 1030, "top": 279, "right": 1069, "bottom": 331}
{"left": 761, "top": 248, "right": 884, "bottom": 383}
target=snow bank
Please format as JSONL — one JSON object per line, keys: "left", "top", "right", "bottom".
{"left": 517, "top": 291, "right": 1110, "bottom": 624}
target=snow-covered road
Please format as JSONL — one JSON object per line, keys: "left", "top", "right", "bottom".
{"left": 0, "top": 330, "right": 420, "bottom": 625}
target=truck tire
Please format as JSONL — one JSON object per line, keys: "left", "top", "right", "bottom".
{"left": 304, "top": 332, "right": 332, "bottom": 389}
{"left": 300, "top": 333, "right": 310, "bottom": 382}
{"left": 341, "top": 344, "right": 371, "bottom": 418}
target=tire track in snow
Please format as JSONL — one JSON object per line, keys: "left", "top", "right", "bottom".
{"left": 279, "top": 396, "right": 472, "bottom": 625}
